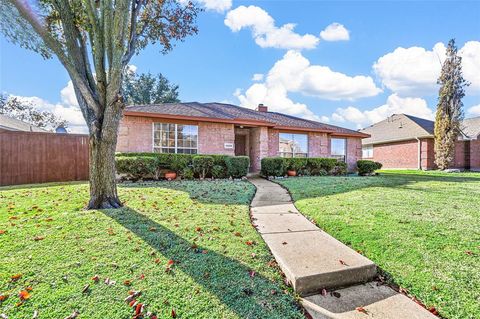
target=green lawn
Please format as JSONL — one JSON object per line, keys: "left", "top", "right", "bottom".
{"left": 0, "top": 180, "right": 304, "bottom": 319}
{"left": 277, "top": 170, "right": 480, "bottom": 319}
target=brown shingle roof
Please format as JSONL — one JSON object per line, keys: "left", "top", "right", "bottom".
{"left": 125, "top": 102, "right": 367, "bottom": 137}
{"left": 360, "top": 114, "right": 480, "bottom": 144}
{"left": 360, "top": 114, "right": 434, "bottom": 145}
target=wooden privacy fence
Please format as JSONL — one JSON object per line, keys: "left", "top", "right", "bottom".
{"left": 0, "top": 131, "right": 89, "bottom": 186}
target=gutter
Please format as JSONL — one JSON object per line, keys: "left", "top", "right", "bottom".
{"left": 415, "top": 137, "right": 422, "bottom": 170}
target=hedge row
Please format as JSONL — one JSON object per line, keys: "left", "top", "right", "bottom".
{"left": 260, "top": 157, "right": 347, "bottom": 177}
{"left": 115, "top": 152, "right": 249, "bottom": 180}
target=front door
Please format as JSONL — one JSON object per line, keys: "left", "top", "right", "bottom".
{"left": 235, "top": 135, "right": 246, "bottom": 156}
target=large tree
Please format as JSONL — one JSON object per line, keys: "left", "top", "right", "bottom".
{"left": 0, "top": 94, "right": 67, "bottom": 130}
{"left": 0, "top": 0, "right": 199, "bottom": 208}
{"left": 123, "top": 71, "right": 180, "bottom": 105}
{"left": 434, "top": 39, "right": 469, "bottom": 170}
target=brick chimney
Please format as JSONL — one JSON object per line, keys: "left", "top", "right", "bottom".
{"left": 256, "top": 103, "right": 268, "bottom": 112}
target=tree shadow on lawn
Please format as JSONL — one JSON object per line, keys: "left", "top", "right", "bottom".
{"left": 102, "top": 206, "right": 304, "bottom": 319}
{"left": 280, "top": 172, "right": 480, "bottom": 201}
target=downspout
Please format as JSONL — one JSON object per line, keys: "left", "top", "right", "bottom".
{"left": 415, "top": 137, "right": 421, "bottom": 170}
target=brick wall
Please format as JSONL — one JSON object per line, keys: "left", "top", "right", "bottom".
{"left": 372, "top": 139, "right": 419, "bottom": 169}
{"left": 346, "top": 138, "right": 362, "bottom": 172}
{"left": 117, "top": 115, "right": 154, "bottom": 152}
{"left": 308, "top": 132, "right": 329, "bottom": 157}
{"left": 198, "top": 122, "right": 235, "bottom": 155}
{"left": 470, "top": 140, "right": 480, "bottom": 169}
{"left": 117, "top": 116, "right": 235, "bottom": 155}
{"left": 268, "top": 129, "right": 279, "bottom": 157}
{"left": 250, "top": 127, "right": 268, "bottom": 171}
{"left": 420, "top": 138, "right": 436, "bottom": 169}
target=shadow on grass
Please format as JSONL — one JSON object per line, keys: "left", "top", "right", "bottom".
{"left": 102, "top": 206, "right": 303, "bottom": 319}
{"left": 279, "top": 171, "right": 480, "bottom": 201}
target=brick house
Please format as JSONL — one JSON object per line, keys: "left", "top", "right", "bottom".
{"left": 117, "top": 102, "right": 369, "bottom": 172}
{"left": 359, "top": 114, "right": 480, "bottom": 170}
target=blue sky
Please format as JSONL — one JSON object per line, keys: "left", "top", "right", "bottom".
{"left": 1, "top": 0, "right": 479, "bottom": 132}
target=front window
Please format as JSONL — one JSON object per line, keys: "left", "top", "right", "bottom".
{"left": 153, "top": 123, "right": 198, "bottom": 154}
{"left": 362, "top": 145, "right": 373, "bottom": 158}
{"left": 279, "top": 133, "right": 308, "bottom": 158}
{"left": 331, "top": 138, "right": 346, "bottom": 162}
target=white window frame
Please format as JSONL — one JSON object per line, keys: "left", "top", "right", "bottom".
{"left": 362, "top": 144, "right": 373, "bottom": 158}
{"left": 278, "top": 133, "right": 309, "bottom": 158}
{"left": 152, "top": 123, "right": 198, "bottom": 154}
{"left": 331, "top": 138, "right": 347, "bottom": 162}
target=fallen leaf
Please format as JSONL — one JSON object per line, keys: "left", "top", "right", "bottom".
{"left": 11, "top": 274, "right": 22, "bottom": 281}
{"left": 33, "top": 310, "right": 39, "bottom": 318}
{"left": 171, "top": 308, "right": 177, "bottom": 318}
{"left": 0, "top": 230, "right": 6, "bottom": 235}
{"left": 245, "top": 240, "right": 253, "bottom": 246}
{"left": 154, "top": 258, "right": 161, "bottom": 264}
{"left": 64, "top": 310, "right": 80, "bottom": 319}
{"left": 339, "top": 260, "right": 349, "bottom": 266}
{"left": 321, "top": 288, "right": 327, "bottom": 297}
{"left": 331, "top": 291, "right": 341, "bottom": 298}
{"left": 104, "top": 278, "right": 115, "bottom": 285}
{"left": 428, "top": 307, "right": 439, "bottom": 315}
{"left": 465, "top": 250, "right": 474, "bottom": 256}
{"left": 33, "top": 236, "right": 44, "bottom": 241}
{"left": 82, "top": 284, "right": 90, "bottom": 294}
{"left": 135, "top": 303, "right": 144, "bottom": 315}
{"left": 234, "top": 232, "right": 241, "bottom": 237}
{"left": 149, "top": 227, "right": 157, "bottom": 232}
{"left": 124, "top": 280, "right": 132, "bottom": 286}
{"left": 282, "top": 241, "right": 287, "bottom": 245}
{"left": 167, "top": 259, "right": 174, "bottom": 266}
{"left": 355, "top": 306, "right": 368, "bottom": 314}
{"left": 0, "top": 295, "right": 8, "bottom": 302}
{"left": 18, "top": 290, "right": 30, "bottom": 301}
{"left": 251, "top": 253, "right": 256, "bottom": 258}
{"left": 91, "top": 275, "right": 99, "bottom": 283}
{"left": 195, "top": 227, "right": 202, "bottom": 232}
{"left": 139, "top": 274, "right": 145, "bottom": 280}
{"left": 248, "top": 270, "right": 256, "bottom": 278}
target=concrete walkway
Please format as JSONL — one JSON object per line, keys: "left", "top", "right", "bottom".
{"left": 249, "top": 177, "right": 438, "bottom": 319}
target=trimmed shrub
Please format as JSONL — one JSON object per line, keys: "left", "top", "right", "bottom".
{"left": 192, "top": 155, "right": 214, "bottom": 179}
{"left": 357, "top": 160, "right": 383, "bottom": 176}
{"left": 261, "top": 157, "right": 285, "bottom": 177}
{"left": 332, "top": 161, "right": 348, "bottom": 176}
{"left": 115, "top": 156, "right": 158, "bottom": 180}
{"left": 285, "top": 158, "right": 307, "bottom": 172}
{"left": 306, "top": 158, "right": 337, "bottom": 175}
{"left": 181, "top": 167, "right": 194, "bottom": 180}
{"left": 225, "top": 156, "right": 250, "bottom": 178}
{"left": 211, "top": 165, "right": 227, "bottom": 179}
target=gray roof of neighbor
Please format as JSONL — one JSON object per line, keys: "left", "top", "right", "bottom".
{"left": 360, "top": 114, "right": 480, "bottom": 144}
{"left": 461, "top": 116, "right": 480, "bottom": 139}
{"left": 125, "top": 102, "right": 366, "bottom": 136}
{"left": 0, "top": 114, "right": 47, "bottom": 132}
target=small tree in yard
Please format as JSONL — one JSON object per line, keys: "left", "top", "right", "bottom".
{"left": 0, "top": 0, "right": 199, "bottom": 208}
{"left": 434, "top": 39, "right": 469, "bottom": 170}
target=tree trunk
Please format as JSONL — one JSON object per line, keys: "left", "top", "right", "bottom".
{"left": 87, "top": 128, "right": 122, "bottom": 209}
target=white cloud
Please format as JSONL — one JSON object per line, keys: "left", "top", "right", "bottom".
{"left": 235, "top": 50, "right": 381, "bottom": 121}
{"left": 467, "top": 104, "right": 480, "bottom": 116}
{"left": 373, "top": 41, "right": 480, "bottom": 96}
{"left": 12, "top": 81, "right": 87, "bottom": 133}
{"left": 373, "top": 43, "right": 446, "bottom": 96}
{"left": 252, "top": 73, "right": 264, "bottom": 81}
{"left": 179, "top": 0, "right": 231, "bottom": 12}
{"left": 320, "top": 23, "right": 350, "bottom": 41}
{"left": 224, "top": 5, "right": 319, "bottom": 50}
{"left": 332, "top": 94, "right": 434, "bottom": 128}
{"left": 459, "top": 41, "right": 480, "bottom": 93}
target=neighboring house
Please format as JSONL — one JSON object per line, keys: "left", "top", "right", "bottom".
{"left": 0, "top": 114, "right": 47, "bottom": 132}
{"left": 359, "top": 114, "right": 480, "bottom": 170}
{"left": 117, "top": 102, "right": 369, "bottom": 171}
